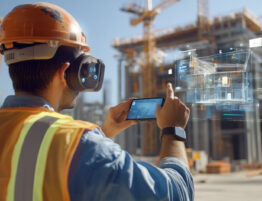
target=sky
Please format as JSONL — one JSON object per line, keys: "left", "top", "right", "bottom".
{"left": 0, "top": 0, "right": 262, "bottom": 106}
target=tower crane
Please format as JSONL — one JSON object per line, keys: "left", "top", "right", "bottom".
{"left": 0, "top": 18, "right": 3, "bottom": 103}
{"left": 198, "top": 0, "right": 210, "bottom": 39}
{"left": 121, "top": 0, "right": 180, "bottom": 155}
{"left": 0, "top": 18, "right": 2, "bottom": 71}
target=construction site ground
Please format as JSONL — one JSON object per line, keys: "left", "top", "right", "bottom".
{"left": 194, "top": 171, "right": 262, "bottom": 201}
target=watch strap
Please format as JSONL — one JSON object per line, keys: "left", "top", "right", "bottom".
{"left": 161, "top": 127, "right": 186, "bottom": 141}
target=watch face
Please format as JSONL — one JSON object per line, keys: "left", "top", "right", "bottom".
{"left": 175, "top": 127, "right": 186, "bottom": 140}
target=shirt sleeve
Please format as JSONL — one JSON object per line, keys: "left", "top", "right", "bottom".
{"left": 68, "top": 128, "right": 194, "bottom": 201}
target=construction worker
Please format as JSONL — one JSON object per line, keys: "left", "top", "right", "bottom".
{"left": 0, "top": 2, "right": 194, "bottom": 201}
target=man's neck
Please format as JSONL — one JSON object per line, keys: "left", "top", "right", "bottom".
{"left": 1, "top": 94, "right": 55, "bottom": 111}
{"left": 15, "top": 90, "right": 60, "bottom": 111}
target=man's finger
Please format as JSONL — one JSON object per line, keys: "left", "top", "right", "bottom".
{"left": 112, "top": 99, "right": 132, "bottom": 112}
{"left": 119, "top": 120, "right": 136, "bottom": 130}
{"left": 166, "top": 83, "right": 175, "bottom": 99}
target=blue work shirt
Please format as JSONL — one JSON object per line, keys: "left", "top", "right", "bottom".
{"left": 1, "top": 95, "right": 194, "bottom": 201}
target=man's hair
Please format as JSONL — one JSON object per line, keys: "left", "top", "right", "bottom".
{"left": 8, "top": 44, "right": 79, "bottom": 93}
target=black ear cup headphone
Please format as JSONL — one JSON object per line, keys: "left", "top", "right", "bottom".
{"left": 65, "top": 53, "right": 105, "bottom": 92}
{"left": 1, "top": 43, "right": 105, "bottom": 92}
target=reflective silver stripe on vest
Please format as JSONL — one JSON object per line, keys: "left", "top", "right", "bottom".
{"left": 14, "top": 116, "right": 58, "bottom": 201}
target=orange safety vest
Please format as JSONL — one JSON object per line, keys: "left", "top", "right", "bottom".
{"left": 0, "top": 107, "right": 100, "bottom": 201}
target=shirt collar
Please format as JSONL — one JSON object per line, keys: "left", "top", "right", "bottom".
{"left": 1, "top": 94, "right": 54, "bottom": 111}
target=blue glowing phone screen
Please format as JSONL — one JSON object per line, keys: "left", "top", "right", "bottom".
{"left": 127, "top": 98, "right": 164, "bottom": 120}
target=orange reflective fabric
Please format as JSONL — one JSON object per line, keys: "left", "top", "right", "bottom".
{"left": 0, "top": 108, "right": 100, "bottom": 201}
{"left": 43, "top": 120, "right": 99, "bottom": 201}
{"left": 0, "top": 107, "right": 55, "bottom": 201}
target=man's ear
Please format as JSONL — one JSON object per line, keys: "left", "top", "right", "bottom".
{"left": 58, "top": 62, "right": 70, "bottom": 87}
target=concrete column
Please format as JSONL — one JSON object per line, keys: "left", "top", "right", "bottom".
{"left": 114, "top": 56, "right": 126, "bottom": 149}
{"left": 192, "top": 104, "right": 200, "bottom": 150}
{"left": 211, "top": 107, "right": 222, "bottom": 160}
{"left": 254, "top": 104, "right": 262, "bottom": 163}
{"left": 118, "top": 56, "right": 123, "bottom": 102}
{"left": 245, "top": 106, "right": 256, "bottom": 164}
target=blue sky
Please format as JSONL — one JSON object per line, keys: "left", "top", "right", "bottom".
{"left": 0, "top": 0, "right": 261, "bottom": 106}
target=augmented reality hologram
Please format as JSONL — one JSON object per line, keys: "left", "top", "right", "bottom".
{"left": 176, "top": 50, "right": 253, "bottom": 105}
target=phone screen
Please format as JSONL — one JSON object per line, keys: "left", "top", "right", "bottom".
{"left": 126, "top": 98, "right": 165, "bottom": 120}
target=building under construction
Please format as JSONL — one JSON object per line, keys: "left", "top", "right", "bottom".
{"left": 112, "top": 1, "right": 262, "bottom": 165}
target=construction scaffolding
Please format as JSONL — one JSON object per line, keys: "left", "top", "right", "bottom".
{"left": 113, "top": 0, "right": 262, "bottom": 164}
{"left": 113, "top": 8, "right": 262, "bottom": 52}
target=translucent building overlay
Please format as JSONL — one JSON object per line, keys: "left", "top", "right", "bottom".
{"left": 176, "top": 50, "right": 253, "bottom": 105}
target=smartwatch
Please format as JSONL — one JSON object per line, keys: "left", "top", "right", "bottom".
{"left": 161, "top": 127, "right": 186, "bottom": 141}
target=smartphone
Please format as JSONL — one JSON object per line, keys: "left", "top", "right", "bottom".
{"left": 126, "top": 97, "right": 165, "bottom": 120}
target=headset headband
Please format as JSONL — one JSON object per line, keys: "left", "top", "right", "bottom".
{"left": 4, "top": 44, "right": 58, "bottom": 65}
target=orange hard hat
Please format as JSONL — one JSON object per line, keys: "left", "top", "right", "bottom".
{"left": 0, "top": 2, "right": 90, "bottom": 52}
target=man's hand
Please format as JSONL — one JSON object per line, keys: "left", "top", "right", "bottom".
{"left": 155, "top": 83, "right": 190, "bottom": 129}
{"left": 102, "top": 99, "right": 136, "bottom": 138}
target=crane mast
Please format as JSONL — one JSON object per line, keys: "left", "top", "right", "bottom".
{"left": 0, "top": 18, "right": 2, "bottom": 71}
{"left": 121, "top": 0, "right": 180, "bottom": 155}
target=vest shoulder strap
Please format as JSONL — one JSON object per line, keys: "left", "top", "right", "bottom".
{"left": 7, "top": 113, "right": 99, "bottom": 201}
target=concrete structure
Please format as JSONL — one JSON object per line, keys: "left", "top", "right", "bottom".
{"left": 112, "top": 8, "right": 262, "bottom": 164}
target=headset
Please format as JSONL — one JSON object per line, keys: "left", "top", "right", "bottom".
{"left": 65, "top": 53, "right": 105, "bottom": 92}
{"left": 3, "top": 44, "right": 105, "bottom": 92}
